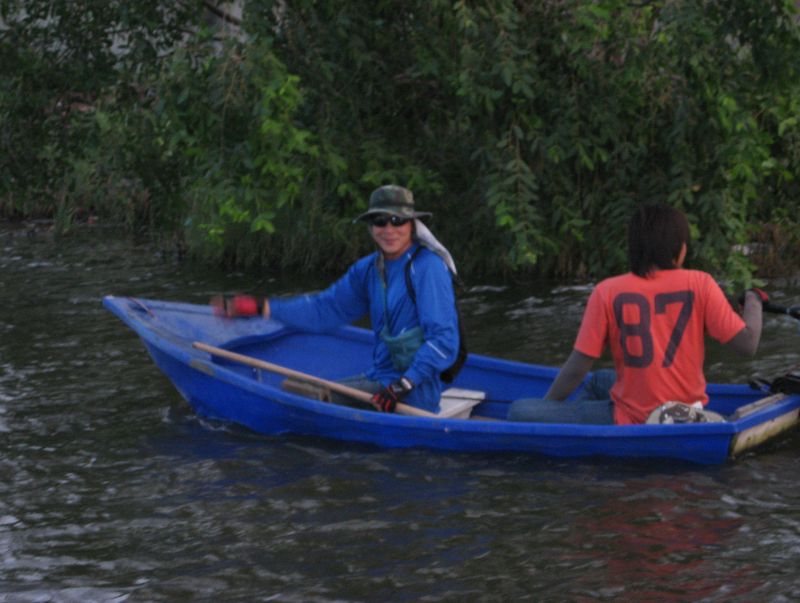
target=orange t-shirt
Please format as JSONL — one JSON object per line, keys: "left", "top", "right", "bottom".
{"left": 574, "top": 269, "right": 746, "bottom": 425}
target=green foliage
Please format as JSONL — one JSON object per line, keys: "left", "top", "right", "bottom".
{"left": 0, "top": 0, "right": 203, "bottom": 224}
{"left": 2, "top": 0, "right": 800, "bottom": 284}
{"left": 172, "top": 40, "right": 323, "bottom": 266}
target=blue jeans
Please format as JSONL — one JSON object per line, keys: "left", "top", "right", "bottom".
{"left": 330, "top": 374, "right": 382, "bottom": 409}
{"left": 507, "top": 369, "right": 616, "bottom": 424}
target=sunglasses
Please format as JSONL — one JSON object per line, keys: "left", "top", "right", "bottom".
{"left": 369, "top": 215, "right": 411, "bottom": 228}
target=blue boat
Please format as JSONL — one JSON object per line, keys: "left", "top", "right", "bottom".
{"left": 103, "top": 296, "right": 800, "bottom": 464}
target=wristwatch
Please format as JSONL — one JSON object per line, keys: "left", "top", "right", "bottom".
{"left": 393, "top": 377, "right": 414, "bottom": 395}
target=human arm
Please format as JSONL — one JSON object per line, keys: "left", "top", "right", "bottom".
{"left": 546, "top": 284, "right": 609, "bottom": 401}
{"left": 268, "top": 256, "right": 372, "bottom": 331}
{"left": 543, "top": 349, "right": 596, "bottom": 401}
{"left": 725, "top": 289, "right": 764, "bottom": 357}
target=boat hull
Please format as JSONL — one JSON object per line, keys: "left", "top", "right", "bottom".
{"left": 105, "top": 296, "right": 800, "bottom": 464}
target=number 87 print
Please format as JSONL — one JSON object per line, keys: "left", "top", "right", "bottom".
{"left": 614, "top": 291, "right": 694, "bottom": 368}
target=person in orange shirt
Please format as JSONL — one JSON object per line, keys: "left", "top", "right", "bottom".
{"left": 508, "top": 203, "right": 765, "bottom": 425}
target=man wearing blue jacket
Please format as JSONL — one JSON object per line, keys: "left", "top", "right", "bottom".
{"left": 217, "top": 185, "right": 461, "bottom": 414}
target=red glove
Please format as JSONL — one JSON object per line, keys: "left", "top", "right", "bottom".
{"left": 371, "top": 387, "right": 400, "bottom": 413}
{"left": 370, "top": 378, "right": 413, "bottom": 413}
{"left": 738, "top": 287, "right": 769, "bottom": 307}
{"left": 211, "top": 294, "right": 264, "bottom": 318}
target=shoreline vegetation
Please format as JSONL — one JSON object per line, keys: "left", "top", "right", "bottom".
{"left": 2, "top": 1, "right": 799, "bottom": 285}
{"left": 4, "top": 217, "right": 798, "bottom": 289}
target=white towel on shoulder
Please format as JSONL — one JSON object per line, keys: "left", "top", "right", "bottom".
{"left": 414, "top": 219, "right": 457, "bottom": 276}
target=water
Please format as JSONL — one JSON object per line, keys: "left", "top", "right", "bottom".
{"left": 2, "top": 224, "right": 800, "bottom": 602}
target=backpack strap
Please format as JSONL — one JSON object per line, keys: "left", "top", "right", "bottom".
{"left": 403, "top": 245, "right": 424, "bottom": 305}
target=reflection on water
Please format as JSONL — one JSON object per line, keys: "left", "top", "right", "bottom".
{"left": 562, "top": 476, "right": 753, "bottom": 600}
{"left": 1, "top": 224, "right": 799, "bottom": 601}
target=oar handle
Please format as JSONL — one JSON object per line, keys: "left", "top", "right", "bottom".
{"left": 763, "top": 302, "right": 800, "bottom": 320}
{"left": 192, "top": 341, "right": 437, "bottom": 418}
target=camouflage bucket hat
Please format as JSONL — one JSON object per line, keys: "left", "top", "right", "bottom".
{"left": 354, "top": 185, "right": 432, "bottom": 223}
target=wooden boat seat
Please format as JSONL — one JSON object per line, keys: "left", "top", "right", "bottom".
{"left": 437, "top": 388, "right": 486, "bottom": 419}
{"left": 281, "top": 378, "right": 331, "bottom": 401}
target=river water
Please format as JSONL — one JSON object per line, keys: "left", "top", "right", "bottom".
{"left": 2, "top": 224, "right": 799, "bottom": 602}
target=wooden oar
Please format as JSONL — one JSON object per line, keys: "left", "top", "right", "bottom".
{"left": 192, "top": 341, "right": 438, "bottom": 418}
{"left": 764, "top": 301, "right": 800, "bottom": 320}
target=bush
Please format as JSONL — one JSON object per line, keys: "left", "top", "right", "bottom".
{"left": 2, "top": 0, "right": 799, "bottom": 283}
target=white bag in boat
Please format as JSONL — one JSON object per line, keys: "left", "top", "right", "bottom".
{"left": 646, "top": 401, "right": 725, "bottom": 424}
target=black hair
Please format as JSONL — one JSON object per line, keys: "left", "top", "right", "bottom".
{"left": 628, "top": 204, "right": 690, "bottom": 277}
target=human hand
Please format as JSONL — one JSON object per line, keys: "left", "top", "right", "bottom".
{"left": 210, "top": 294, "right": 265, "bottom": 318}
{"left": 738, "top": 287, "right": 769, "bottom": 308}
{"left": 370, "top": 378, "right": 413, "bottom": 413}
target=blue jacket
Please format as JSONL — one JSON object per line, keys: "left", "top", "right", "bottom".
{"left": 269, "top": 243, "right": 459, "bottom": 412}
